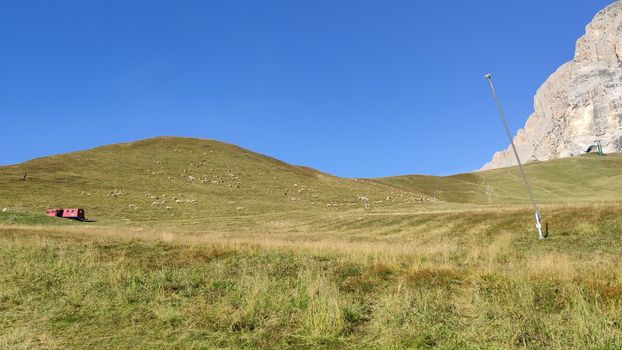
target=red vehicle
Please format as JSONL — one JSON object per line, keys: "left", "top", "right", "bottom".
{"left": 46, "top": 208, "right": 86, "bottom": 221}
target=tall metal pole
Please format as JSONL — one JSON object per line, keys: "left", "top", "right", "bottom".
{"left": 484, "top": 74, "right": 545, "bottom": 240}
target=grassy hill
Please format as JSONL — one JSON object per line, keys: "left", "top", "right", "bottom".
{"left": 0, "top": 137, "right": 426, "bottom": 226}
{"left": 2, "top": 137, "right": 620, "bottom": 228}
{"left": 1, "top": 137, "right": 622, "bottom": 349}
{"left": 378, "top": 153, "right": 622, "bottom": 206}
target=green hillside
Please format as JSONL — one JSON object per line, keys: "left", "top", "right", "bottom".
{"left": 1, "top": 137, "right": 620, "bottom": 227}
{"left": 378, "top": 153, "right": 622, "bottom": 206}
{"left": 2, "top": 137, "right": 622, "bottom": 349}
{"left": 0, "top": 137, "right": 426, "bottom": 225}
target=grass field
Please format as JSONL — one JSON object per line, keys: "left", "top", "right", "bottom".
{"left": 1, "top": 137, "right": 621, "bottom": 349}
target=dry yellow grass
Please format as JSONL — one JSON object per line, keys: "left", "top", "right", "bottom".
{"left": 2, "top": 202, "right": 622, "bottom": 349}
{"left": 1, "top": 138, "right": 621, "bottom": 348}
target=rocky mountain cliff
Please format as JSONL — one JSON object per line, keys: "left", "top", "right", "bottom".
{"left": 483, "top": 1, "right": 622, "bottom": 170}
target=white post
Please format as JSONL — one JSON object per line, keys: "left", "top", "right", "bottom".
{"left": 535, "top": 211, "right": 543, "bottom": 239}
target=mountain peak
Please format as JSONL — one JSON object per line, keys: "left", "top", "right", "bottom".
{"left": 483, "top": 0, "right": 622, "bottom": 170}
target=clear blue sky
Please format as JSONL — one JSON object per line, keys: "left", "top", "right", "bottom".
{"left": 0, "top": 0, "right": 614, "bottom": 177}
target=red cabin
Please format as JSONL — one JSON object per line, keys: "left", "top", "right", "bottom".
{"left": 46, "top": 208, "right": 63, "bottom": 217}
{"left": 46, "top": 208, "right": 86, "bottom": 221}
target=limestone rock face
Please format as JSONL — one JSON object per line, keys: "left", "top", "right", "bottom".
{"left": 482, "top": 1, "right": 622, "bottom": 170}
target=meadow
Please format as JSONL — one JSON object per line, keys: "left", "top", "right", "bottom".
{"left": 1, "top": 137, "right": 621, "bottom": 349}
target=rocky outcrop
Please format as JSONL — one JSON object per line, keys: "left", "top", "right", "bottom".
{"left": 483, "top": 1, "right": 622, "bottom": 170}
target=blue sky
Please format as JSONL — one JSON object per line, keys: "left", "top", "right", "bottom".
{"left": 0, "top": 0, "right": 614, "bottom": 177}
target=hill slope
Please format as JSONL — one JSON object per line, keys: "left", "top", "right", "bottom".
{"left": 379, "top": 153, "right": 622, "bottom": 206}
{"left": 0, "top": 137, "right": 425, "bottom": 224}
{"left": 2, "top": 138, "right": 622, "bottom": 349}
{"left": 1, "top": 137, "right": 620, "bottom": 226}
